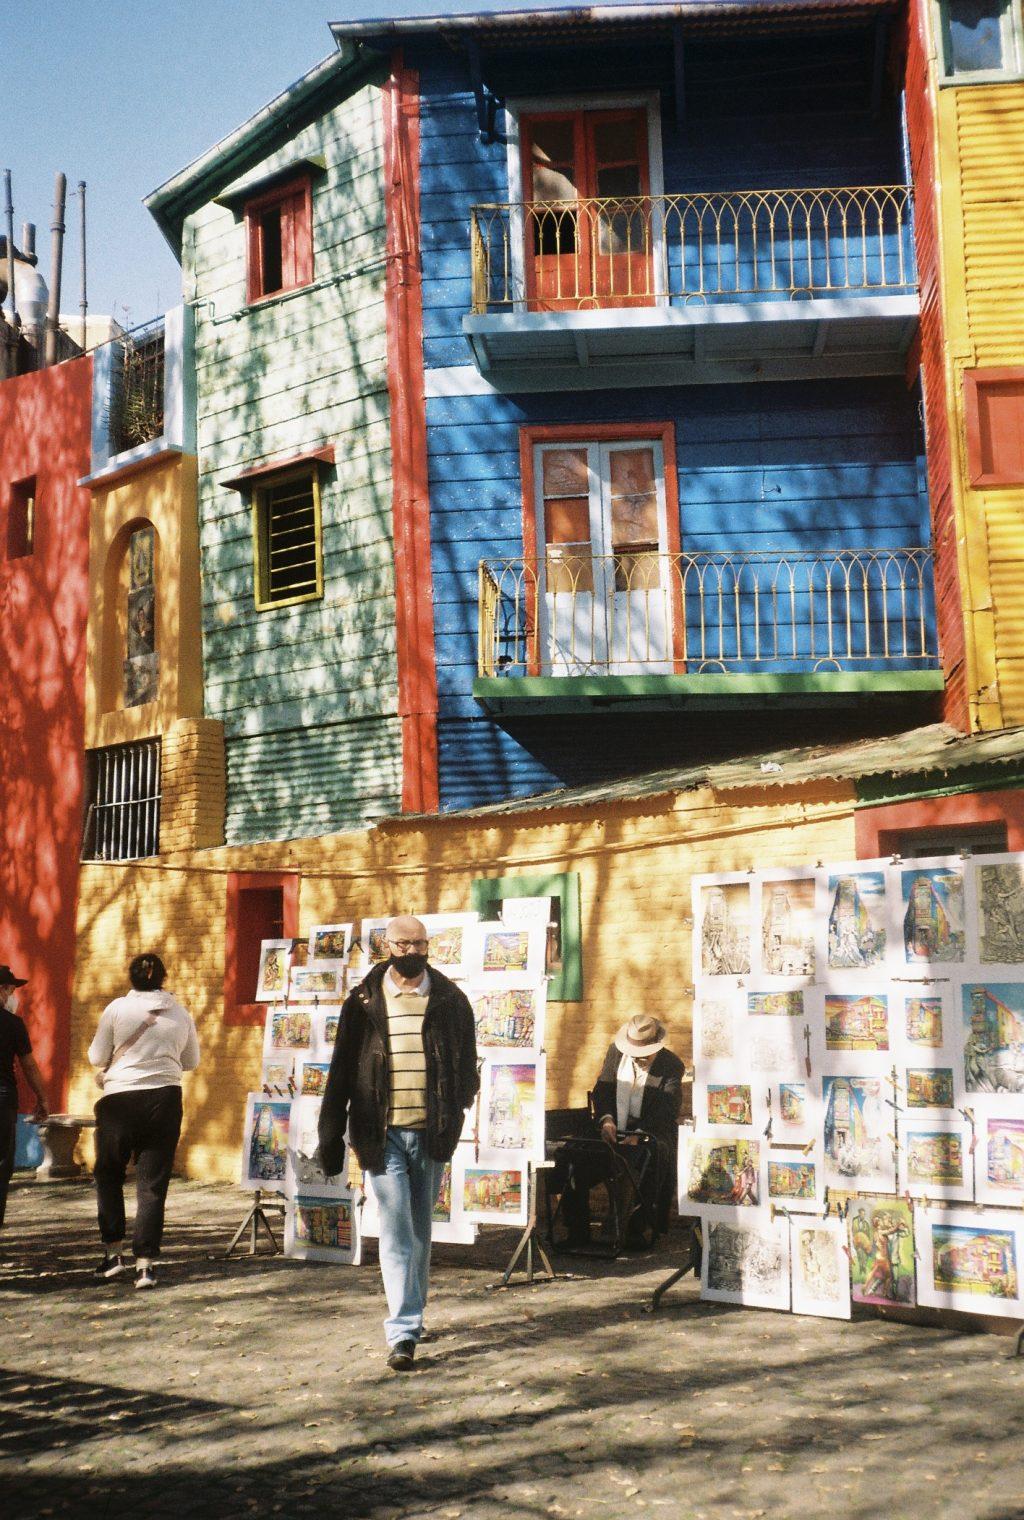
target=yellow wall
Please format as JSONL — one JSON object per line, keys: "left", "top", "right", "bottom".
{"left": 932, "top": 71, "right": 1024, "bottom": 727}
{"left": 68, "top": 779, "right": 858, "bottom": 1180}
{"left": 84, "top": 453, "right": 204, "bottom": 748}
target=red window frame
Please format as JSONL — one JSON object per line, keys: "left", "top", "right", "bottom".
{"left": 6, "top": 475, "right": 36, "bottom": 559}
{"left": 244, "top": 175, "right": 314, "bottom": 305}
{"left": 963, "top": 367, "right": 1024, "bottom": 487}
{"left": 224, "top": 870, "right": 299, "bottom": 1027}
{"left": 519, "top": 421, "right": 684, "bottom": 676}
{"left": 855, "top": 793, "right": 1024, "bottom": 859}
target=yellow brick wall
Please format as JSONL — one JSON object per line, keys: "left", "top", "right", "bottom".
{"left": 68, "top": 779, "right": 858, "bottom": 1180}
{"left": 160, "top": 717, "right": 226, "bottom": 853}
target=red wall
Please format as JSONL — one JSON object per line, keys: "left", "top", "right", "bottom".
{"left": 856, "top": 788, "right": 1024, "bottom": 858}
{"left": 0, "top": 357, "right": 92, "bottom": 1111}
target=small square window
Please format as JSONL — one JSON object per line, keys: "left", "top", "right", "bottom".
{"left": 81, "top": 740, "right": 162, "bottom": 861}
{"left": 245, "top": 176, "right": 313, "bottom": 303}
{"left": 940, "top": 0, "right": 1023, "bottom": 77}
{"left": 7, "top": 476, "right": 36, "bottom": 559}
{"left": 251, "top": 468, "right": 324, "bottom": 610}
{"left": 963, "top": 369, "right": 1024, "bottom": 486}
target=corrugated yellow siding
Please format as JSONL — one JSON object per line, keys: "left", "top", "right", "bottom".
{"left": 934, "top": 76, "right": 1024, "bottom": 727}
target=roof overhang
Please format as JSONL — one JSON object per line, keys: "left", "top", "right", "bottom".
{"left": 220, "top": 445, "right": 335, "bottom": 491}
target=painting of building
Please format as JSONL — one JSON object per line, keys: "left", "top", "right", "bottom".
{"left": 827, "top": 873, "right": 886, "bottom": 969}
{"left": 825, "top": 994, "right": 889, "bottom": 1052}
{"left": 901, "top": 868, "right": 965, "bottom": 963}
{"left": 963, "top": 984, "right": 1024, "bottom": 1094}
{"left": 761, "top": 879, "right": 815, "bottom": 977}
{"left": 932, "top": 1225, "right": 1018, "bottom": 1300}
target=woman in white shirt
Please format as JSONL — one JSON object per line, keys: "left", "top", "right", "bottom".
{"left": 88, "top": 953, "right": 200, "bottom": 1289}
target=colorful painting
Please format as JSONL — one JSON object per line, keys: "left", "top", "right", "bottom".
{"left": 268, "top": 1009, "right": 312, "bottom": 1053}
{"left": 979, "top": 864, "right": 1024, "bottom": 964}
{"left": 255, "top": 939, "right": 292, "bottom": 1002}
{"left": 300, "top": 1062, "right": 330, "bottom": 1098}
{"left": 931, "top": 1223, "right": 1018, "bottom": 1300}
{"left": 700, "top": 883, "right": 751, "bottom": 976}
{"left": 363, "top": 921, "right": 391, "bottom": 964}
{"left": 901, "top": 868, "right": 965, "bottom": 964}
{"left": 985, "top": 1118, "right": 1024, "bottom": 1200}
{"left": 822, "top": 1076, "right": 895, "bottom": 1190}
{"left": 761, "top": 878, "right": 815, "bottom": 977}
{"left": 906, "top": 1067, "right": 955, "bottom": 1109}
{"left": 827, "top": 871, "right": 886, "bottom": 970}
{"left": 471, "top": 985, "right": 542, "bottom": 1051}
{"left": 906, "top": 1130, "right": 963, "bottom": 1186}
{"left": 288, "top": 962, "right": 345, "bottom": 1003}
{"left": 285, "top": 1194, "right": 360, "bottom": 1264}
{"left": 767, "top": 1157, "right": 818, "bottom": 1204}
{"left": 702, "top": 1218, "right": 790, "bottom": 1310}
{"left": 462, "top": 1165, "right": 527, "bottom": 1225}
{"left": 242, "top": 1097, "right": 291, "bottom": 1190}
{"left": 485, "top": 1060, "right": 540, "bottom": 1154}
{"left": 707, "top": 1084, "right": 753, "bottom": 1126}
{"left": 848, "top": 1197, "right": 916, "bottom": 1307}
{"left": 433, "top": 1162, "right": 454, "bottom": 1224}
{"left": 905, "top": 997, "right": 943, "bottom": 1048}
{"left": 322, "top": 1013, "right": 340, "bottom": 1047}
{"left": 778, "top": 1083, "right": 808, "bottom": 1129}
{"left": 308, "top": 924, "right": 352, "bottom": 961}
{"left": 685, "top": 1138, "right": 760, "bottom": 1207}
{"left": 963, "top": 983, "right": 1024, "bottom": 1094}
{"left": 481, "top": 930, "right": 531, "bottom": 974}
{"left": 748, "top": 991, "right": 803, "bottom": 1018}
{"left": 825, "top": 993, "right": 889, "bottom": 1052}
{"left": 698, "top": 998, "right": 734, "bottom": 1062}
{"left": 791, "top": 1218, "right": 852, "bottom": 1321}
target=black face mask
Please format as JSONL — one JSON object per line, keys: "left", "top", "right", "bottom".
{"left": 390, "top": 952, "right": 428, "bottom": 980}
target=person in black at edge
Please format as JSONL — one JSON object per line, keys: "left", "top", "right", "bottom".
{"left": 0, "top": 964, "right": 49, "bottom": 1230}
{"left": 593, "top": 1014, "right": 684, "bottom": 1236}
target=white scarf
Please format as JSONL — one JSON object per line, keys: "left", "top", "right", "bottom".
{"left": 615, "top": 1052, "right": 650, "bottom": 1133}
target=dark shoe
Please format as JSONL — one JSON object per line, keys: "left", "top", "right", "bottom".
{"left": 386, "top": 1339, "right": 416, "bottom": 1372}
{"left": 134, "top": 1265, "right": 157, "bottom": 1290}
{"left": 95, "top": 1253, "right": 128, "bottom": 1279}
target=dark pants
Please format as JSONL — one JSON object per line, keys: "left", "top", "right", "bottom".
{"left": 0, "top": 1090, "right": 17, "bottom": 1230}
{"left": 94, "top": 1086, "right": 183, "bottom": 1258}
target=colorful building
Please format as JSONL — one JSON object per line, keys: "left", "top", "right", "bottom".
{"left": 906, "top": 0, "right": 1024, "bottom": 729}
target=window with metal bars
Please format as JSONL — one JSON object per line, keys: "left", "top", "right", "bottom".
{"left": 81, "top": 740, "right": 161, "bottom": 861}
{"left": 111, "top": 327, "right": 166, "bottom": 455}
{"left": 252, "top": 468, "right": 324, "bottom": 610}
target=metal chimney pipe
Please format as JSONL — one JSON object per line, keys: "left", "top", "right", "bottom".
{"left": 4, "top": 169, "right": 16, "bottom": 323}
{"left": 78, "top": 182, "right": 87, "bottom": 351}
{"left": 44, "top": 170, "right": 67, "bottom": 367}
{"left": 22, "top": 221, "right": 36, "bottom": 260}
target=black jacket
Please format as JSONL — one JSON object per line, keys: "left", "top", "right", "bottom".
{"left": 317, "top": 962, "right": 479, "bottom": 1175}
{"left": 592, "top": 1045, "right": 684, "bottom": 1156}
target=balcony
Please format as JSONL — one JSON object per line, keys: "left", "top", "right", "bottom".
{"left": 474, "top": 548, "right": 943, "bottom": 714}
{"left": 464, "top": 187, "right": 918, "bottom": 387}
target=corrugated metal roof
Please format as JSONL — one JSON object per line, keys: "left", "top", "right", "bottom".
{"left": 330, "top": 0, "right": 898, "bottom": 49}
{"left": 420, "top": 723, "right": 1024, "bottom": 820}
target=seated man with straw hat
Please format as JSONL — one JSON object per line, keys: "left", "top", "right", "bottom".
{"left": 592, "top": 1015, "right": 684, "bottom": 1235}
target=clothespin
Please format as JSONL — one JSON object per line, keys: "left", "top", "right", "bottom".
{"left": 803, "top": 1024, "right": 812, "bottom": 1078}
{"left": 262, "top": 1084, "right": 272, "bottom": 1097}
{"left": 763, "top": 1089, "right": 773, "bottom": 1141}
{"left": 890, "top": 852, "right": 903, "bottom": 865}
{"left": 802, "top": 1137, "right": 815, "bottom": 1156}
{"left": 287, "top": 1076, "right": 296, "bottom": 1098}
{"left": 823, "top": 1186, "right": 831, "bottom": 1217}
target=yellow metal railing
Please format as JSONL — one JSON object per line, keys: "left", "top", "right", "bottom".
{"left": 477, "top": 548, "right": 937, "bottom": 678}
{"left": 469, "top": 186, "right": 915, "bottom": 313}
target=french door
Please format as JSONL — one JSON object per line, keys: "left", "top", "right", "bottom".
{"left": 533, "top": 437, "right": 674, "bottom": 674}
{"left": 521, "top": 108, "right": 654, "bottom": 311}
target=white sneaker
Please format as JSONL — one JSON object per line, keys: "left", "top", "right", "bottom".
{"left": 134, "top": 1265, "right": 157, "bottom": 1290}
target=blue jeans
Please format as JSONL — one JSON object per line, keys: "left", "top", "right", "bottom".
{"left": 368, "top": 1127, "right": 444, "bottom": 1348}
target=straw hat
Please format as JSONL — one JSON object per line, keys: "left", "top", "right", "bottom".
{"left": 614, "top": 1014, "right": 667, "bottom": 1058}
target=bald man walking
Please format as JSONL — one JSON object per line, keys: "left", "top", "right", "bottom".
{"left": 319, "top": 915, "right": 478, "bottom": 1371}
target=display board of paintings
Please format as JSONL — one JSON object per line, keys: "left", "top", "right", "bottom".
{"left": 690, "top": 850, "right": 1024, "bottom": 1321}
{"left": 243, "top": 903, "right": 549, "bottom": 1267}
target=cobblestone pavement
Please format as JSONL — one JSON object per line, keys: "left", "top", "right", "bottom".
{"left": 2, "top": 1179, "right": 1024, "bottom": 1520}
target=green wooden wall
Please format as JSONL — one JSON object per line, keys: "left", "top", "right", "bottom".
{"left": 183, "top": 76, "right": 400, "bottom": 844}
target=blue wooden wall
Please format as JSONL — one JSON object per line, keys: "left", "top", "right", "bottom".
{"left": 408, "top": 33, "right": 929, "bottom": 813}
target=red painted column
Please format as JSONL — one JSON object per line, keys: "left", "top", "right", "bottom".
{"left": 383, "top": 51, "right": 440, "bottom": 814}
{"left": 0, "top": 357, "right": 92, "bottom": 1111}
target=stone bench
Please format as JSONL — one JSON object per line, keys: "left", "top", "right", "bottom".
{"left": 37, "top": 1114, "right": 97, "bottom": 1179}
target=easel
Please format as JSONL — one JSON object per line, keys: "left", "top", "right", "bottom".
{"left": 224, "top": 1188, "right": 287, "bottom": 1258}
{"left": 646, "top": 1221, "right": 702, "bottom": 1313}
{"left": 488, "top": 1161, "right": 557, "bottom": 1290}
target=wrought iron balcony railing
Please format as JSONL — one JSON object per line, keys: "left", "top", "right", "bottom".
{"left": 478, "top": 548, "right": 936, "bottom": 679}
{"left": 470, "top": 186, "right": 915, "bottom": 314}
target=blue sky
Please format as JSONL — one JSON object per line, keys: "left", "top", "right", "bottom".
{"left": 4, "top": 0, "right": 580, "bottom": 331}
